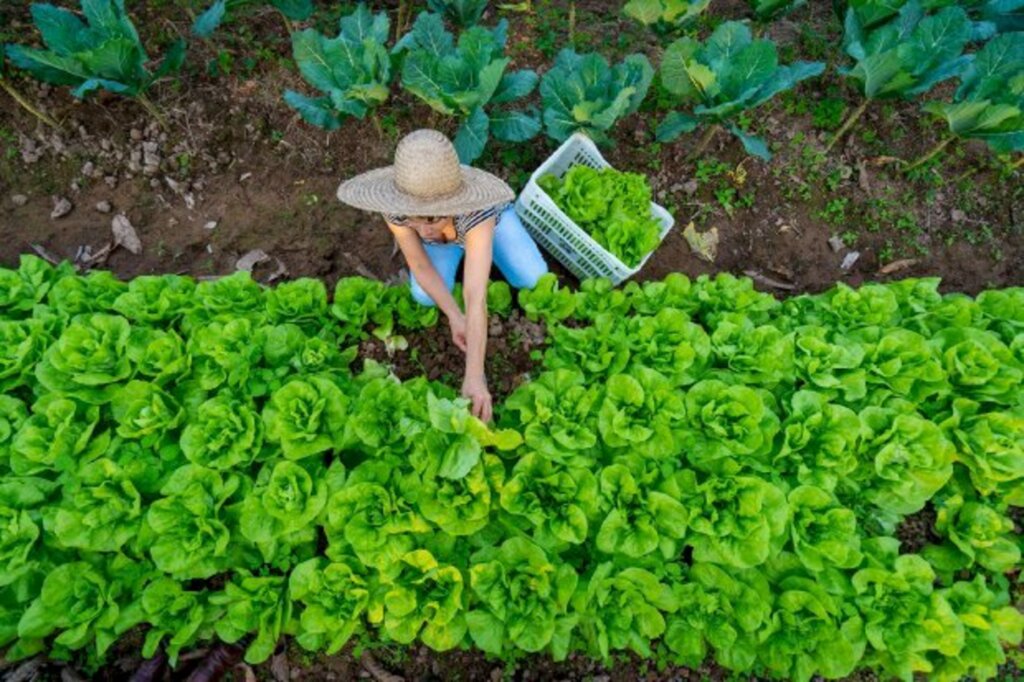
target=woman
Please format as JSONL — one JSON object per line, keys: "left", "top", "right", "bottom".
{"left": 336, "top": 129, "right": 548, "bottom": 422}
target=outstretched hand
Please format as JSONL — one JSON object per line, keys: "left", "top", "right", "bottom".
{"left": 462, "top": 374, "right": 492, "bottom": 423}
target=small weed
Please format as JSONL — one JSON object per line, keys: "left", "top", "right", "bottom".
{"left": 812, "top": 98, "right": 845, "bottom": 130}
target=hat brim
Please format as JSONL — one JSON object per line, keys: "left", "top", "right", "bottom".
{"left": 336, "top": 165, "right": 515, "bottom": 216}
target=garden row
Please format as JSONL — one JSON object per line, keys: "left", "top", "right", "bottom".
{"left": 0, "top": 255, "right": 1022, "bottom": 680}
{"left": 2, "top": 1, "right": 1021, "bottom": 168}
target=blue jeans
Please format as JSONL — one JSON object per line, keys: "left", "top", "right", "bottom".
{"left": 410, "top": 205, "right": 548, "bottom": 306}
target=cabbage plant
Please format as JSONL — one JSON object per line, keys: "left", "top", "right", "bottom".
{"left": 540, "top": 48, "right": 653, "bottom": 145}
{"left": 828, "top": 2, "right": 976, "bottom": 150}
{"left": 395, "top": 12, "right": 539, "bottom": 163}
{"left": 622, "top": 0, "right": 709, "bottom": 29}
{"left": 657, "top": 21, "right": 825, "bottom": 159}
{"left": 427, "top": 0, "right": 489, "bottom": 26}
{"left": 5, "top": 0, "right": 185, "bottom": 123}
{"left": 915, "top": 31, "right": 1024, "bottom": 168}
{"left": 284, "top": 4, "right": 392, "bottom": 131}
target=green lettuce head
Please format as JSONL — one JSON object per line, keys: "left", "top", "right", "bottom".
{"left": 624, "top": 273, "right": 695, "bottom": 316}
{"left": 35, "top": 313, "right": 133, "bottom": 403}
{"left": 110, "top": 380, "right": 183, "bottom": 446}
{"left": 263, "top": 375, "right": 349, "bottom": 460}
{"left": 544, "top": 315, "right": 631, "bottom": 380}
{"left": 10, "top": 395, "right": 102, "bottom": 476}
{"left": 0, "top": 476, "right": 53, "bottom": 589}
{"left": 853, "top": 538, "right": 964, "bottom": 681}
{"left": 290, "top": 557, "right": 373, "bottom": 654}
{"left": 787, "top": 485, "right": 862, "bottom": 571}
{"left": 144, "top": 464, "right": 244, "bottom": 579}
{"left": 680, "top": 379, "right": 780, "bottom": 474}
{"left": 821, "top": 282, "right": 899, "bottom": 329}
{"left": 709, "top": 314, "right": 793, "bottom": 387}
{"left": 690, "top": 272, "right": 779, "bottom": 327}
{"left": 0, "top": 255, "right": 66, "bottom": 317}
{"left": 266, "top": 277, "right": 328, "bottom": 329}
{"left": 180, "top": 393, "right": 263, "bottom": 470}
{"left": 139, "top": 578, "right": 212, "bottom": 665}
{"left": 681, "top": 472, "right": 788, "bottom": 568}
{"left": 594, "top": 463, "right": 688, "bottom": 559}
{"left": 0, "top": 396, "right": 29, "bottom": 469}
{"left": 858, "top": 406, "right": 954, "bottom": 515}
{"left": 924, "top": 489, "right": 1020, "bottom": 575}
{"left": 576, "top": 277, "right": 631, "bottom": 320}
{"left": 664, "top": 562, "right": 772, "bottom": 672}
{"left": 503, "top": 369, "right": 600, "bottom": 463}
{"left": 210, "top": 571, "right": 293, "bottom": 664}
{"left": 775, "top": 390, "right": 860, "bottom": 491}
{"left": 382, "top": 549, "right": 466, "bottom": 651}
{"left": 239, "top": 459, "right": 328, "bottom": 564}
{"left": 126, "top": 327, "right": 190, "bottom": 385}
{"left": 573, "top": 562, "right": 679, "bottom": 659}
{"left": 325, "top": 479, "right": 431, "bottom": 570}
{"left": 188, "top": 318, "right": 265, "bottom": 391}
{"left": 47, "top": 270, "right": 125, "bottom": 317}
{"left": 976, "top": 287, "right": 1023, "bottom": 343}
{"left": 190, "top": 271, "right": 265, "bottom": 326}
{"left": 627, "top": 308, "right": 710, "bottom": 385}
{"left": 500, "top": 452, "right": 599, "bottom": 548}
{"left": 758, "top": 558, "right": 866, "bottom": 682}
{"left": 48, "top": 458, "right": 143, "bottom": 553}
{"left": 0, "top": 320, "right": 49, "bottom": 393}
{"left": 860, "top": 328, "right": 948, "bottom": 405}
{"left": 17, "top": 555, "right": 149, "bottom": 661}
{"left": 930, "top": 327, "right": 1022, "bottom": 406}
{"left": 467, "top": 538, "right": 578, "bottom": 657}
{"left": 113, "top": 274, "right": 196, "bottom": 323}
{"left": 929, "top": 576, "right": 1024, "bottom": 682}
{"left": 793, "top": 325, "right": 867, "bottom": 402}
{"left": 943, "top": 399, "right": 1023, "bottom": 502}
{"left": 597, "top": 367, "right": 687, "bottom": 460}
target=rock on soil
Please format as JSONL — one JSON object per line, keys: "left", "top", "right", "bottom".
{"left": 50, "top": 197, "right": 72, "bottom": 219}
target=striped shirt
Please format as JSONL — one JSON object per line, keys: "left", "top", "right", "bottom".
{"left": 382, "top": 203, "right": 507, "bottom": 246}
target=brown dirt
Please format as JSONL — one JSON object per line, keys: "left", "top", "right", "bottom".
{"left": 895, "top": 504, "right": 941, "bottom": 555}
{"left": 359, "top": 310, "right": 546, "bottom": 402}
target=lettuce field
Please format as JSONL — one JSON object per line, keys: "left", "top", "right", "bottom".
{"left": 0, "top": 254, "right": 1022, "bottom": 681}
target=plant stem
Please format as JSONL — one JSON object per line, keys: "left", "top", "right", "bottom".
{"left": 1011, "top": 156, "right": 1024, "bottom": 171}
{"left": 689, "top": 124, "right": 720, "bottom": 160}
{"left": 0, "top": 78, "right": 59, "bottom": 128}
{"left": 136, "top": 93, "right": 167, "bottom": 130}
{"left": 371, "top": 110, "right": 384, "bottom": 139}
{"left": 569, "top": 2, "right": 576, "bottom": 44}
{"left": 825, "top": 99, "right": 870, "bottom": 153}
{"left": 904, "top": 136, "right": 953, "bottom": 173}
{"left": 278, "top": 12, "right": 296, "bottom": 35}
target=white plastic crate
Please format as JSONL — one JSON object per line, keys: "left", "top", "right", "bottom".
{"left": 516, "top": 132, "right": 675, "bottom": 285}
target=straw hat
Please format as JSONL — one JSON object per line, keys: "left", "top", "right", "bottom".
{"left": 336, "top": 129, "right": 514, "bottom": 216}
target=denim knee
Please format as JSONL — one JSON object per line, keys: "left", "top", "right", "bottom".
{"left": 494, "top": 207, "right": 549, "bottom": 289}
{"left": 409, "top": 279, "right": 436, "bottom": 307}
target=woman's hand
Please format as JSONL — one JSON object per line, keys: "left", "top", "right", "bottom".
{"left": 462, "top": 374, "right": 493, "bottom": 422}
{"left": 448, "top": 313, "right": 467, "bottom": 353}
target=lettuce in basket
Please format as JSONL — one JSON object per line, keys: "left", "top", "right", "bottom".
{"left": 538, "top": 166, "right": 662, "bottom": 268}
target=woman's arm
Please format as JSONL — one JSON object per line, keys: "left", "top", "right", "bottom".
{"left": 388, "top": 224, "right": 465, "bottom": 347}
{"left": 461, "top": 219, "right": 495, "bottom": 422}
